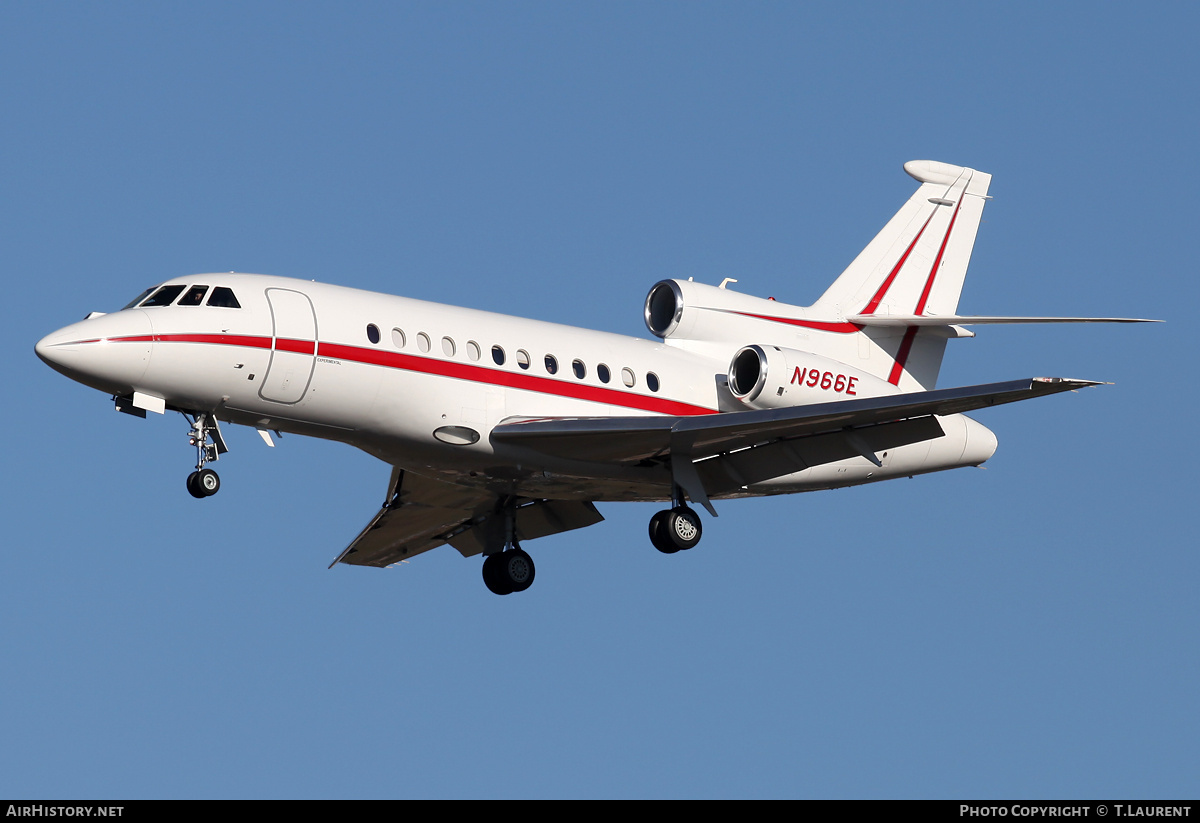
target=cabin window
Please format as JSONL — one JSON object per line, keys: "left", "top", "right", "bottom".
{"left": 123, "top": 288, "right": 155, "bottom": 310}
{"left": 646, "top": 372, "right": 660, "bottom": 392}
{"left": 417, "top": 333, "right": 431, "bottom": 353}
{"left": 597, "top": 363, "right": 611, "bottom": 384}
{"left": 545, "top": 355, "right": 558, "bottom": 375}
{"left": 622, "top": 367, "right": 636, "bottom": 388}
{"left": 142, "top": 285, "right": 185, "bottom": 307}
{"left": 178, "top": 285, "right": 209, "bottom": 306}
{"left": 442, "top": 336, "right": 456, "bottom": 357}
{"left": 572, "top": 359, "right": 586, "bottom": 379}
{"left": 492, "top": 345, "right": 506, "bottom": 365}
{"left": 466, "top": 341, "right": 481, "bottom": 361}
{"left": 516, "top": 350, "right": 531, "bottom": 370}
{"left": 366, "top": 324, "right": 381, "bottom": 344}
{"left": 391, "top": 328, "right": 406, "bottom": 348}
{"left": 207, "top": 287, "right": 241, "bottom": 308}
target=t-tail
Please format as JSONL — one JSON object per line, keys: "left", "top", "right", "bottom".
{"left": 810, "top": 160, "right": 992, "bottom": 391}
{"left": 645, "top": 160, "right": 1156, "bottom": 399}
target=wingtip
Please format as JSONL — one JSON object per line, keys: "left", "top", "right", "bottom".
{"left": 1032, "top": 377, "right": 1107, "bottom": 389}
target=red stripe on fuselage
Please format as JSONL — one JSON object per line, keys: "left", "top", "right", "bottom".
{"left": 887, "top": 327, "right": 919, "bottom": 385}
{"left": 726, "top": 211, "right": 939, "bottom": 334}
{"left": 276, "top": 337, "right": 315, "bottom": 355}
{"left": 56, "top": 335, "right": 156, "bottom": 346}
{"left": 153, "top": 333, "right": 273, "bottom": 349}
{"left": 319, "top": 342, "right": 715, "bottom": 416}
{"left": 913, "top": 198, "right": 961, "bottom": 317}
{"left": 888, "top": 196, "right": 964, "bottom": 385}
{"left": 729, "top": 313, "right": 862, "bottom": 333}
{"left": 859, "top": 210, "right": 937, "bottom": 316}
{"left": 96, "top": 333, "right": 717, "bottom": 417}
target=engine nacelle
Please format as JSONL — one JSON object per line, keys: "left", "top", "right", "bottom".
{"left": 644, "top": 279, "right": 804, "bottom": 343}
{"left": 727, "top": 345, "right": 900, "bottom": 409}
{"left": 645, "top": 280, "right": 687, "bottom": 338}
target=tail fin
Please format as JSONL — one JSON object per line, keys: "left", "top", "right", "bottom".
{"left": 814, "top": 160, "right": 992, "bottom": 391}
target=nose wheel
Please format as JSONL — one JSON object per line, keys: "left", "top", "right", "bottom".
{"left": 187, "top": 468, "right": 221, "bottom": 498}
{"left": 183, "top": 412, "right": 227, "bottom": 499}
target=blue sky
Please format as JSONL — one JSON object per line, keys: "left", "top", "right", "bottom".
{"left": 2, "top": 2, "right": 1195, "bottom": 798}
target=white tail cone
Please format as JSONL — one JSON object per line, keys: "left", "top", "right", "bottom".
{"left": 961, "top": 415, "right": 999, "bottom": 466}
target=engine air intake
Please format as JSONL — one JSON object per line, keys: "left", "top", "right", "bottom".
{"left": 644, "top": 281, "right": 683, "bottom": 338}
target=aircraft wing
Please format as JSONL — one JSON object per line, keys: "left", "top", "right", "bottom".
{"left": 490, "top": 377, "right": 1100, "bottom": 504}
{"left": 330, "top": 468, "right": 603, "bottom": 568}
{"left": 337, "top": 377, "right": 1095, "bottom": 567}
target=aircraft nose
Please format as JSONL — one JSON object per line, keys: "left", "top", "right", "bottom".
{"left": 35, "top": 326, "right": 83, "bottom": 369}
{"left": 34, "top": 331, "right": 56, "bottom": 366}
{"left": 35, "top": 324, "right": 86, "bottom": 371}
{"left": 35, "top": 311, "right": 154, "bottom": 394}
{"left": 961, "top": 416, "right": 999, "bottom": 466}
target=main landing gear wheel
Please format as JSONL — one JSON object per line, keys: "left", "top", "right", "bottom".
{"left": 649, "top": 510, "right": 678, "bottom": 554}
{"left": 482, "top": 548, "right": 536, "bottom": 595}
{"left": 186, "top": 468, "right": 220, "bottom": 498}
{"left": 649, "top": 506, "right": 703, "bottom": 553}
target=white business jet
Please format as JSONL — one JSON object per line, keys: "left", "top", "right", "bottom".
{"left": 36, "top": 160, "right": 1153, "bottom": 594}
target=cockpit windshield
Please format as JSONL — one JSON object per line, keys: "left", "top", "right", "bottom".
{"left": 124, "top": 283, "right": 242, "bottom": 309}
{"left": 206, "top": 287, "right": 241, "bottom": 308}
{"left": 122, "top": 288, "right": 155, "bottom": 310}
{"left": 178, "top": 285, "right": 209, "bottom": 306}
{"left": 141, "top": 285, "right": 186, "bottom": 307}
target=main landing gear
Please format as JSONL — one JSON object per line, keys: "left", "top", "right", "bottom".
{"left": 184, "top": 412, "right": 227, "bottom": 499}
{"left": 482, "top": 545, "right": 536, "bottom": 596}
{"left": 481, "top": 500, "right": 537, "bottom": 595}
{"left": 648, "top": 486, "right": 704, "bottom": 554}
{"left": 649, "top": 506, "right": 703, "bottom": 553}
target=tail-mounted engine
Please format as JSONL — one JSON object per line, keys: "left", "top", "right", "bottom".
{"left": 645, "top": 280, "right": 687, "bottom": 338}
{"left": 727, "top": 345, "right": 899, "bottom": 410}
{"left": 644, "top": 279, "right": 811, "bottom": 344}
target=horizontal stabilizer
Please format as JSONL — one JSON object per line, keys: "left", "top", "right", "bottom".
{"left": 848, "top": 314, "right": 1161, "bottom": 327}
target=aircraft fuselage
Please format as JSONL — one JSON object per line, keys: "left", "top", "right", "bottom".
{"left": 35, "top": 272, "right": 995, "bottom": 504}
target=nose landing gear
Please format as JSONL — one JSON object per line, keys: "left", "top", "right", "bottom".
{"left": 184, "top": 412, "right": 227, "bottom": 499}
{"left": 187, "top": 468, "right": 221, "bottom": 498}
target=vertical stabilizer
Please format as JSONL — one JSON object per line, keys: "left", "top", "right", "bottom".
{"left": 813, "top": 160, "right": 992, "bottom": 391}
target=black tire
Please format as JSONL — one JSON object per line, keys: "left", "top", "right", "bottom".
{"left": 482, "top": 553, "right": 512, "bottom": 595}
{"left": 649, "top": 510, "right": 679, "bottom": 554}
{"left": 502, "top": 548, "right": 536, "bottom": 593}
{"left": 195, "top": 468, "right": 220, "bottom": 497}
{"left": 186, "top": 471, "right": 206, "bottom": 499}
{"left": 665, "top": 506, "right": 702, "bottom": 550}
